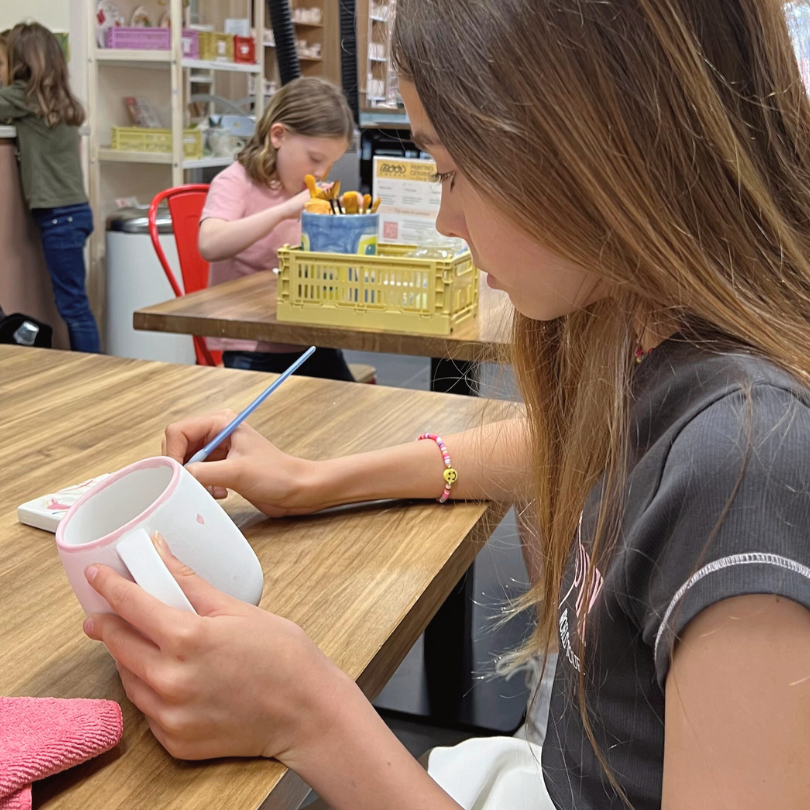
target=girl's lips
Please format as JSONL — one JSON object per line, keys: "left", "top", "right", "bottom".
{"left": 485, "top": 273, "right": 500, "bottom": 289}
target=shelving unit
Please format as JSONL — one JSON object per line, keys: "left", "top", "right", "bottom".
{"left": 85, "top": 0, "right": 265, "bottom": 295}
{"left": 97, "top": 148, "right": 175, "bottom": 164}
{"left": 183, "top": 57, "right": 262, "bottom": 72}
{"left": 358, "top": 0, "right": 399, "bottom": 110}
{"left": 258, "top": 0, "right": 340, "bottom": 100}
{"left": 95, "top": 49, "right": 172, "bottom": 63}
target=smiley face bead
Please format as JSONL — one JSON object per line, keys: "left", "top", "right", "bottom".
{"left": 417, "top": 433, "right": 458, "bottom": 503}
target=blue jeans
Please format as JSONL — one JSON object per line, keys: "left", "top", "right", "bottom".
{"left": 31, "top": 203, "right": 100, "bottom": 353}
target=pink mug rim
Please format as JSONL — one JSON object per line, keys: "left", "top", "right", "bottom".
{"left": 55, "top": 456, "right": 181, "bottom": 552}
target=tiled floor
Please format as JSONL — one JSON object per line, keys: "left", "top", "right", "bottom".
{"left": 299, "top": 351, "right": 532, "bottom": 806}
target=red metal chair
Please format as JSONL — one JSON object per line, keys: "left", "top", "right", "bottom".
{"left": 148, "top": 184, "right": 221, "bottom": 367}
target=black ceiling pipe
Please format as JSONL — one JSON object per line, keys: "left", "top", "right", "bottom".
{"left": 338, "top": 0, "right": 360, "bottom": 124}
{"left": 267, "top": 0, "right": 301, "bottom": 85}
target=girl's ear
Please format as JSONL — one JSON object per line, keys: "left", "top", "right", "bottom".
{"left": 269, "top": 122, "right": 286, "bottom": 150}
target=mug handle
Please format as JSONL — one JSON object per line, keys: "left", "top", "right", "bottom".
{"left": 116, "top": 528, "right": 196, "bottom": 614}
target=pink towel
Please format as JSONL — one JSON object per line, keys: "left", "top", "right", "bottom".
{"left": 0, "top": 697, "right": 122, "bottom": 810}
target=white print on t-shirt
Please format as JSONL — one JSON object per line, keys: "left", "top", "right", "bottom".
{"left": 559, "top": 609, "right": 581, "bottom": 671}
{"left": 558, "top": 515, "right": 604, "bottom": 672}
{"left": 653, "top": 551, "right": 810, "bottom": 662}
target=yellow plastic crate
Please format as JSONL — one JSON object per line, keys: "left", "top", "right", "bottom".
{"left": 199, "top": 32, "right": 234, "bottom": 61}
{"left": 111, "top": 127, "right": 203, "bottom": 160}
{"left": 277, "top": 244, "right": 479, "bottom": 335}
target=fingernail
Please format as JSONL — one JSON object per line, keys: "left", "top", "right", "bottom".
{"left": 85, "top": 565, "right": 98, "bottom": 583}
{"left": 83, "top": 618, "right": 95, "bottom": 636}
{"left": 151, "top": 532, "right": 168, "bottom": 555}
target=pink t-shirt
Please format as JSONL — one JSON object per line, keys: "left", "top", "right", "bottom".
{"left": 201, "top": 161, "right": 302, "bottom": 353}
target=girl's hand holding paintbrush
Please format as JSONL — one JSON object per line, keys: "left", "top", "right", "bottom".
{"left": 162, "top": 412, "right": 318, "bottom": 519}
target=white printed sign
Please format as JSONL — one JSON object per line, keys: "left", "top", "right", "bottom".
{"left": 372, "top": 156, "right": 443, "bottom": 245}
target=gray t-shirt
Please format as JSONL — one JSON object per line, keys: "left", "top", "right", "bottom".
{"left": 543, "top": 337, "right": 810, "bottom": 810}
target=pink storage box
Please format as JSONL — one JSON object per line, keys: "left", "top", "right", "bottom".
{"left": 181, "top": 29, "right": 199, "bottom": 58}
{"left": 105, "top": 27, "right": 199, "bottom": 57}
{"left": 106, "top": 27, "right": 170, "bottom": 50}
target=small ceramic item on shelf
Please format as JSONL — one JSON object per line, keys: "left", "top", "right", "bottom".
{"left": 208, "top": 128, "right": 233, "bottom": 158}
{"left": 131, "top": 5, "right": 152, "bottom": 27}
{"left": 96, "top": 0, "right": 124, "bottom": 47}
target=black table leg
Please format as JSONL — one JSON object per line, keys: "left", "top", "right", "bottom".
{"left": 423, "top": 358, "right": 478, "bottom": 720}
{"left": 422, "top": 560, "right": 475, "bottom": 723}
{"left": 428, "top": 357, "right": 480, "bottom": 398}
{"left": 374, "top": 357, "right": 530, "bottom": 734}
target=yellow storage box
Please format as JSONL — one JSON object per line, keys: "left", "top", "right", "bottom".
{"left": 111, "top": 127, "right": 203, "bottom": 160}
{"left": 199, "top": 32, "right": 234, "bottom": 62}
{"left": 277, "top": 244, "right": 479, "bottom": 335}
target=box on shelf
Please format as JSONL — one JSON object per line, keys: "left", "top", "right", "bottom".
{"left": 233, "top": 35, "right": 256, "bottom": 64}
{"left": 366, "top": 78, "right": 386, "bottom": 102}
{"left": 370, "top": 3, "right": 390, "bottom": 21}
{"left": 291, "top": 7, "right": 322, "bottom": 24}
{"left": 125, "top": 97, "right": 161, "bottom": 128}
{"left": 248, "top": 75, "right": 278, "bottom": 97}
{"left": 224, "top": 18, "right": 251, "bottom": 37}
{"left": 105, "top": 27, "right": 200, "bottom": 55}
{"left": 276, "top": 244, "right": 478, "bottom": 336}
{"left": 106, "top": 27, "right": 170, "bottom": 50}
{"left": 199, "top": 32, "right": 234, "bottom": 61}
{"left": 369, "top": 42, "right": 386, "bottom": 60}
{"left": 182, "top": 29, "right": 199, "bottom": 58}
{"left": 111, "top": 126, "right": 204, "bottom": 160}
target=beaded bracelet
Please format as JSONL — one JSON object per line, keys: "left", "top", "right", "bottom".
{"left": 417, "top": 433, "right": 458, "bottom": 503}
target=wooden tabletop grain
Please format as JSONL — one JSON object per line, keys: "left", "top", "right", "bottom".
{"left": 133, "top": 271, "right": 513, "bottom": 362}
{"left": 0, "top": 347, "right": 514, "bottom": 810}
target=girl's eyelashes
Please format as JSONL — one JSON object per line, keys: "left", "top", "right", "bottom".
{"left": 431, "top": 170, "right": 457, "bottom": 189}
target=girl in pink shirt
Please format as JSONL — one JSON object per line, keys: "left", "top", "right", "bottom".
{"left": 199, "top": 77, "right": 354, "bottom": 379}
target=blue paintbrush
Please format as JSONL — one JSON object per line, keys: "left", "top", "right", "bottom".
{"left": 185, "top": 346, "right": 316, "bottom": 466}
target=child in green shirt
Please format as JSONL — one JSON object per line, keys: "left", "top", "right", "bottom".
{"left": 0, "top": 22, "right": 99, "bottom": 353}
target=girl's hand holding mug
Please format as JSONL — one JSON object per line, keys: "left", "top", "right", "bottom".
{"left": 82, "top": 533, "right": 351, "bottom": 763}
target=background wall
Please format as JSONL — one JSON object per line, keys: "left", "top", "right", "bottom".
{"left": 0, "top": 0, "right": 70, "bottom": 33}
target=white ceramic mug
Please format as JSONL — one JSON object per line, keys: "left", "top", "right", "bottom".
{"left": 55, "top": 456, "right": 264, "bottom": 615}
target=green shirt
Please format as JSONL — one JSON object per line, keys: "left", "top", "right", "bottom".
{"left": 0, "top": 83, "right": 87, "bottom": 210}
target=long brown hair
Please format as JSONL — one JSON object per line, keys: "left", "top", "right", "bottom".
{"left": 238, "top": 76, "right": 354, "bottom": 185}
{"left": 394, "top": 0, "right": 810, "bottom": 800}
{"left": 7, "top": 22, "right": 84, "bottom": 127}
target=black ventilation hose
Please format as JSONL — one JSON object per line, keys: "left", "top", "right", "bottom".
{"left": 338, "top": 0, "right": 360, "bottom": 124}
{"left": 267, "top": 0, "right": 301, "bottom": 85}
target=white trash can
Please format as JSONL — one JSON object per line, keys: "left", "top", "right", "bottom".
{"left": 105, "top": 208, "right": 196, "bottom": 364}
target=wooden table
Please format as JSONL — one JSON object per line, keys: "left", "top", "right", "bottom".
{"left": 133, "top": 272, "right": 523, "bottom": 734}
{"left": 133, "top": 270, "right": 512, "bottom": 364}
{"left": 0, "top": 347, "right": 509, "bottom": 810}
